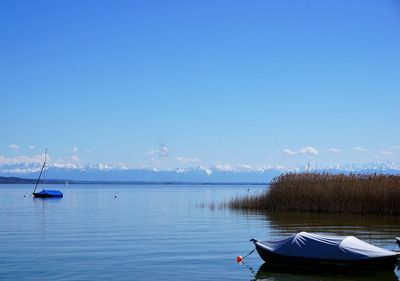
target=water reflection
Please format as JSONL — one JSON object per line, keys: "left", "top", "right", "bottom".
{"left": 233, "top": 210, "right": 400, "bottom": 248}
{"left": 32, "top": 197, "right": 63, "bottom": 239}
{"left": 254, "top": 263, "right": 400, "bottom": 281}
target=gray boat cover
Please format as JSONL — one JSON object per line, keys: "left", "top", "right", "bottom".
{"left": 257, "top": 232, "right": 397, "bottom": 260}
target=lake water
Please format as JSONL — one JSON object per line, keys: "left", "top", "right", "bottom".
{"left": 0, "top": 184, "right": 399, "bottom": 281}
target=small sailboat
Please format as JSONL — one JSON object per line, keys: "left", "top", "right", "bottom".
{"left": 32, "top": 149, "right": 63, "bottom": 198}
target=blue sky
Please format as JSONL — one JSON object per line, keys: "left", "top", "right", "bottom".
{"left": 1, "top": 0, "right": 399, "bottom": 170}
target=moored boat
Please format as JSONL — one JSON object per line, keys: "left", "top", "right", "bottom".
{"left": 32, "top": 149, "right": 63, "bottom": 198}
{"left": 33, "top": 189, "right": 63, "bottom": 198}
{"left": 251, "top": 232, "right": 399, "bottom": 270}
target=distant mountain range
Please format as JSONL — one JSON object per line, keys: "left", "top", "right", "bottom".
{"left": 0, "top": 162, "right": 399, "bottom": 184}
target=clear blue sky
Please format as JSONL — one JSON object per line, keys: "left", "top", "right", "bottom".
{"left": 1, "top": 0, "right": 399, "bottom": 169}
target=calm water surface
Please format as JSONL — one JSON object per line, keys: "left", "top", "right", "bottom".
{"left": 0, "top": 184, "right": 399, "bottom": 281}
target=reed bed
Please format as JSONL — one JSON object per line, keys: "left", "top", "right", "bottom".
{"left": 229, "top": 173, "right": 400, "bottom": 215}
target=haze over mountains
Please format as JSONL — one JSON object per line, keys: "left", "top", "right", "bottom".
{"left": 1, "top": 162, "right": 399, "bottom": 183}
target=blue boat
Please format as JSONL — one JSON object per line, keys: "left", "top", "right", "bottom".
{"left": 32, "top": 149, "right": 63, "bottom": 198}
{"left": 33, "top": 189, "right": 63, "bottom": 198}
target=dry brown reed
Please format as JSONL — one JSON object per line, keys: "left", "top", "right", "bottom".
{"left": 229, "top": 173, "right": 400, "bottom": 215}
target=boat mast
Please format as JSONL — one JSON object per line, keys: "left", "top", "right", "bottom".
{"left": 33, "top": 148, "right": 48, "bottom": 194}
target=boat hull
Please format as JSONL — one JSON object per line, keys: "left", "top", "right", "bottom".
{"left": 254, "top": 242, "right": 399, "bottom": 270}
{"left": 33, "top": 190, "right": 63, "bottom": 198}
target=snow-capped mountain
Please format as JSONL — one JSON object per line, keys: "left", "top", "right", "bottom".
{"left": 0, "top": 162, "right": 399, "bottom": 183}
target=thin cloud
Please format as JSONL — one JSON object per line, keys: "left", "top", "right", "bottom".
{"left": 176, "top": 157, "right": 200, "bottom": 163}
{"left": 9, "top": 144, "right": 20, "bottom": 149}
{"left": 28, "top": 145, "right": 35, "bottom": 149}
{"left": 282, "top": 149, "right": 297, "bottom": 156}
{"left": 379, "top": 150, "right": 392, "bottom": 156}
{"left": 354, "top": 147, "right": 367, "bottom": 152}
{"left": 71, "top": 155, "right": 80, "bottom": 162}
{"left": 148, "top": 144, "right": 170, "bottom": 160}
{"left": 283, "top": 146, "right": 319, "bottom": 156}
{"left": 328, "top": 148, "right": 342, "bottom": 153}
{"left": 0, "top": 154, "right": 46, "bottom": 165}
{"left": 158, "top": 145, "right": 169, "bottom": 158}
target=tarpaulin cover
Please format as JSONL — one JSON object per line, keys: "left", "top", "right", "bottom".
{"left": 257, "top": 232, "right": 397, "bottom": 260}
{"left": 34, "top": 189, "right": 63, "bottom": 197}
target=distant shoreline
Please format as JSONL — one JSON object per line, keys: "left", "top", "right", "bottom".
{"left": 0, "top": 176, "right": 268, "bottom": 186}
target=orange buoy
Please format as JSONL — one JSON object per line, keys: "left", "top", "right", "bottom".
{"left": 236, "top": 255, "right": 243, "bottom": 263}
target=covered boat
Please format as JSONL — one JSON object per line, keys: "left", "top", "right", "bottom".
{"left": 251, "top": 232, "right": 399, "bottom": 270}
{"left": 32, "top": 149, "right": 63, "bottom": 198}
{"left": 33, "top": 189, "right": 63, "bottom": 198}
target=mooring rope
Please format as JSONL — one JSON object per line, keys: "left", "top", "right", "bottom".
{"left": 237, "top": 247, "right": 255, "bottom": 263}
{"left": 242, "top": 248, "right": 255, "bottom": 259}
